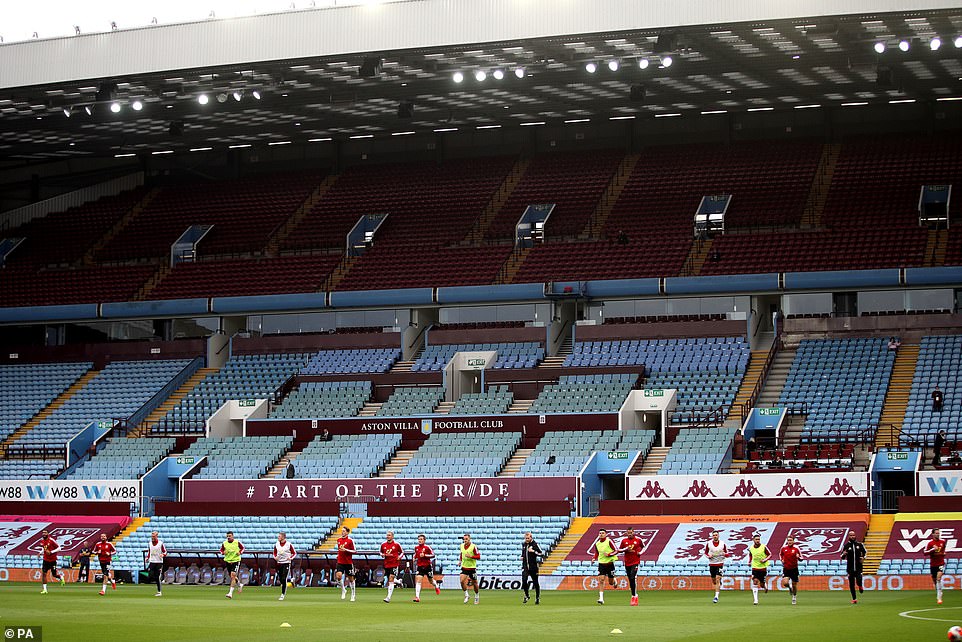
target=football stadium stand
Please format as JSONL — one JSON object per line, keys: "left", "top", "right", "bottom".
{"left": 184, "top": 436, "right": 293, "bottom": 479}
{"left": 300, "top": 348, "right": 400, "bottom": 375}
{"left": 396, "top": 431, "right": 521, "bottom": 478}
{"left": 448, "top": 386, "right": 513, "bottom": 415}
{"left": 528, "top": 374, "right": 636, "bottom": 414}
{"left": 412, "top": 342, "right": 544, "bottom": 371}
{"left": 0, "top": 361, "right": 91, "bottom": 442}
{"left": 517, "top": 430, "right": 622, "bottom": 477}
{"left": 66, "top": 437, "right": 176, "bottom": 480}
{"left": 901, "top": 335, "right": 962, "bottom": 443}
{"left": 0, "top": 458, "right": 62, "bottom": 479}
{"left": 658, "top": 427, "right": 737, "bottom": 475}
{"left": 293, "top": 433, "right": 401, "bottom": 478}
{"left": 270, "top": 381, "right": 371, "bottom": 419}
{"left": 376, "top": 386, "right": 445, "bottom": 417}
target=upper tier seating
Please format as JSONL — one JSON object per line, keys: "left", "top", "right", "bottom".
{"left": 283, "top": 157, "right": 514, "bottom": 252}
{"left": 0, "top": 264, "right": 156, "bottom": 307}
{"left": 0, "top": 362, "right": 91, "bottom": 442}
{"left": 3, "top": 188, "right": 147, "bottom": 267}
{"left": 347, "top": 515, "right": 569, "bottom": 575}
{"left": 901, "top": 335, "right": 962, "bottom": 442}
{"left": 449, "top": 386, "right": 513, "bottom": 415}
{"left": 645, "top": 372, "right": 743, "bottom": 425}
{"left": 513, "top": 239, "right": 691, "bottom": 283}
{"left": 412, "top": 342, "right": 544, "bottom": 371}
{"left": 779, "top": 338, "right": 895, "bottom": 442}
{"left": 565, "top": 337, "right": 749, "bottom": 373}
{"left": 293, "top": 433, "right": 401, "bottom": 478}
{"left": 113, "top": 515, "right": 339, "bottom": 574}
{"left": 186, "top": 436, "right": 293, "bottom": 479}
{"left": 0, "top": 459, "right": 62, "bottom": 479}
{"left": 67, "top": 437, "right": 176, "bottom": 480}
{"left": 376, "top": 386, "right": 445, "bottom": 416}
{"left": 397, "top": 431, "right": 520, "bottom": 478}
{"left": 659, "top": 427, "right": 736, "bottom": 474}
{"left": 149, "top": 255, "right": 340, "bottom": 300}
{"left": 517, "top": 430, "right": 621, "bottom": 477}
{"left": 10, "top": 359, "right": 191, "bottom": 452}
{"left": 97, "top": 172, "right": 326, "bottom": 261}
{"left": 745, "top": 442, "right": 855, "bottom": 472}
{"left": 270, "top": 381, "right": 371, "bottom": 419}
{"left": 529, "top": 374, "right": 636, "bottom": 414}
{"left": 161, "top": 353, "right": 310, "bottom": 433}
{"left": 299, "top": 348, "right": 400, "bottom": 375}
{"left": 485, "top": 149, "right": 625, "bottom": 239}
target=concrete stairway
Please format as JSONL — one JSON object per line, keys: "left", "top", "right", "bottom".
{"left": 541, "top": 517, "right": 593, "bottom": 575}
{"left": 876, "top": 344, "right": 919, "bottom": 450}
{"left": 728, "top": 349, "right": 769, "bottom": 424}
{"left": 755, "top": 347, "right": 796, "bottom": 407}
{"left": 265, "top": 174, "right": 339, "bottom": 255}
{"left": 861, "top": 514, "right": 895, "bottom": 575}
{"left": 317, "top": 517, "right": 363, "bottom": 551}
{"left": 508, "top": 400, "right": 534, "bottom": 414}
{"left": 0, "top": 369, "right": 98, "bottom": 456}
{"left": 680, "top": 237, "right": 714, "bottom": 277}
{"left": 800, "top": 143, "right": 840, "bottom": 228}
{"left": 634, "top": 446, "right": 670, "bottom": 475}
{"left": 463, "top": 157, "right": 531, "bottom": 244}
{"left": 264, "top": 450, "right": 301, "bottom": 479}
{"left": 322, "top": 254, "right": 357, "bottom": 292}
{"left": 541, "top": 337, "right": 571, "bottom": 369}
{"left": 358, "top": 402, "right": 382, "bottom": 417}
{"left": 378, "top": 450, "right": 416, "bottom": 478}
{"left": 434, "top": 401, "right": 456, "bottom": 415}
{"left": 780, "top": 414, "right": 808, "bottom": 448}
{"left": 496, "top": 246, "right": 532, "bottom": 285}
{"left": 581, "top": 153, "right": 641, "bottom": 238}
{"left": 133, "top": 261, "right": 172, "bottom": 301}
{"left": 82, "top": 187, "right": 161, "bottom": 265}
{"left": 389, "top": 360, "right": 415, "bottom": 374}
{"left": 113, "top": 517, "right": 150, "bottom": 545}
{"left": 499, "top": 448, "right": 534, "bottom": 477}
{"left": 923, "top": 229, "right": 948, "bottom": 267}
{"left": 132, "top": 367, "right": 218, "bottom": 437}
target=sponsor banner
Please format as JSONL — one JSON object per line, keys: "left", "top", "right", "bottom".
{"left": 10, "top": 524, "right": 120, "bottom": 558}
{"left": 567, "top": 520, "right": 866, "bottom": 563}
{"left": 182, "top": 477, "right": 578, "bottom": 503}
{"left": 436, "top": 574, "right": 564, "bottom": 591}
{"left": 0, "top": 480, "right": 139, "bottom": 502}
{"left": 555, "top": 573, "right": 958, "bottom": 592}
{"left": 919, "top": 471, "right": 962, "bottom": 496}
{"left": 884, "top": 520, "right": 961, "bottom": 559}
{"left": 0, "top": 568, "right": 80, "bottom": 582}
{"left": 627, "top": 472, "right": 868, "bottom": 501}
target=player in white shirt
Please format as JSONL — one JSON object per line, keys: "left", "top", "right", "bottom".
{"left": 272, "top": 532, "right": 297, "bottom": 601}
{"left": 704, "top": 530, "right": 731, "bottom": 604}
{"left": 146, "top": 531, "right": 167, "bottom": 597}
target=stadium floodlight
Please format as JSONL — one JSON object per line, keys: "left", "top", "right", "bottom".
{"left": 930, "top": 37, "right": 942, "bottom": 51}
{"left": 607, "top": 60, "right": 620, "bottom": 71}
{"left": 661, "top": 55, "right": 674, "bottom": 67}
{"left": 216, "top": 93, "right": 228, "bottom": 103}
{"left": 453, "top": 71, "right": 464, "bottom": 83}
{"left": 62, "top": 107, "right": 71, "bottom": 117}
{"left": 109, "top": 102, "right": 121, "bottom": 113}
{"left": 955, "top": 36, "right": 962, "bottom": 48}
{"left": 232, "top": 91, "right": 242, "bottom": 101}
{"left": 475, "top": 70, "right": 487, "bottom": 82}
{"left": 898, "top": 40, "right": 910, "bottom": 52}
{"left": 638, "top": 58, "right": 650, "bottom": 70}
{"left": 514, "top": 67, "right": 525, "bottom": 78}
{"left": 198, "top": 94, "right": 209, "bottom": 105}
{"left": 131, "top": 100, "right": 143, "bottom": 111}
{"left": 492, "top": 69, "right": 504, "bottom": 80}
{"left": 874, "top": 42, "right": 886, "bottom": 54}
{"left": 585, "top": 62, "right": 597, "bottom": 73}
{"left": 84, "top": 105, "right": 92, "bottom": 116}
{"left": 251, "top": 90, "right": 261, "bottom": 100}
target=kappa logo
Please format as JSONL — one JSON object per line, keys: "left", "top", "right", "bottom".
{"left": 729, "top": 479, "right": 762, "bottom": 498}
{"left": 683, "top": 481, "right": 716, "bottom": 498}
{"left": 636, "top": 480, "right": 669, "bottom": 498}
{"left": 824, "top": 477, "right": 858, "bottom": 496}
{"left": 776, "top": 479, "right": 811, "bottom": 497}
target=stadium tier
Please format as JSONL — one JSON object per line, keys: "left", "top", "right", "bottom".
{"left": 160, "top": 352, "right": 310, "bottom": 433}
{"left": 270, "top": 381, "right": 371, "bottom": 419}
{"left": 376, "top": 386, "right": 445, "bottom": 416}
{"left": 0, "top": 264, "right": 158, "bottom": 307}
{"left": 293, "top": 433, "right": 401, "bottom": 478}
{"left": 335, "top": 244, "right": 514, "bottom": 291}
{"left": 185, "top": 436, "right": 293, "bottom": 479}
{"left": 517, "top": 430, "right": 622, "bottom": 477}
{"left": 779, "top": 338, "right": 895, "bottom": 442}
{"left": 449, "top": 386, "right": 513, "bottom": 415}
{"left": 412, "top": 342, "right": 544, "bottom": 371}
{"left": 0, "top": 361, "right": 91, "bottom": 442}
{"left": 658, "top": 427, "right": 737, "bottom": 475}
{"left": 901, "top": 335, "right": 962, "bottom": 442}
{"left": 346, "top": 515, "right": 570, "bottom": 575}
{"left": 745, "top": 442, "right": 855, "bottom": 472}
{"left": 528, "top": 374, "right": 636, "bottom": 414}
{"left": 0, "top": 458, "right": 62, "bottom": 479}
{"left": 9, "top": 359, "right": 191, "bottom": 453}
{"left": 299, "top": 348, "right": 400, "bottom": 375}
{"left": 66, "top": 437, "right": 176, "bottom": 480}
{"left": 396, "top": 431, "right": 521, "bottom": 478}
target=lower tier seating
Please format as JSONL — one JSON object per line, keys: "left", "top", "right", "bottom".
{"left": 397, "top": 431, "right": 520, "bottom": 478}
{"left": 659, "top": 427, "right": 736, "bottom": 474}
{"left": 293, "top": 433, "right": 400, "bottom": 478}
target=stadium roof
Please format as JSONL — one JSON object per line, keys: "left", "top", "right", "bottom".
{"left": 1, "top": 7, "right": 961, "bottom": 160}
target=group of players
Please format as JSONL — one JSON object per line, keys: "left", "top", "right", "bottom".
{"left": 36, "top": 525, "right": 951, "bottom": 606}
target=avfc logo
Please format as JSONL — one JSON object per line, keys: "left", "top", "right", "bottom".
{"left": 777, "top": 479, "right": 811, "bottom": 497}
{"left": 788, "top": 527, "right": 850, "bottom": 558}
{"left": 636, "top": 480, "right": 669, "bottom": 498}
{"left": 420, "top": 419, "right": 433, "bottom": 435}
{"left": 26, "top": 527, "right": 100, "bottom": 554}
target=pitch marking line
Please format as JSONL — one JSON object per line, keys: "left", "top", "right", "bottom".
{"left": 898, "top": 607, "right": 962, "bottom": 623}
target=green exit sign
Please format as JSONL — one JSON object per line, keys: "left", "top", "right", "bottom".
{"left": 643, "top": 389, "right": 665, "bottom": 397}
{"left": 759, "top": 408, "right": 781, "bottom": 416}
{"left": 97, "top": 421, "right": 114, "bottom": 429}
{"left": 607, "top": 451, "right": 630, "bottom": 460}
{"left": 238, "top": 399, "right": 257, "bottom": 407}
{"left": 176, "top": 457, "right": 195, "bottom": 465}
{"left": 467, "top": 358, "right": 486, "bottom": 367}
{"left": 887, "top": 452, "right": 909, "bottom": 461}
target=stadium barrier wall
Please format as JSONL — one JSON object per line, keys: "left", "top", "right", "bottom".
{"left": 0, "top": 480, "right": 140, "bottom": 503}
{"left": 553, "top": 574, "right": 951, "bottom": 592}
{"left": 436, "top": 282, "right": 546, "bottom": 304}
{"left": 232, "top": 330, "right": 401, "bottom": 354}
{"left": 783, "top": 312, "right": 962, "bottom": 336}
{"left": 100, "top": 298, "right": 209, "bottom": 319}
{"left": 153, "top": 501, "right": 340, "bottom": 516}
{"left": 366, "top": 500, "right": 572, "bottom": 517}
{"left": 904, "top": 266, "right": 962, "bottom": 287}
{"left": 0, "top": 303, "right": 98, "bottom": 324}
{"left": 426, "top": 325, "right": 546, "bottom": 346}
{"left": 0, "top": 502, "right": 131, "bottom": 516}
{"left": 0, "top": 337, "right": 205, "bottom": 366}
{"left": 600, "top": 498, "right": 869, "bottom": 515}
{"left": 211, "top": 292, "right": 328, "bottom": 315}
{"left": 0, "top": 515, "right": 130, "bottom": 561}
{"left": 330, "top": 288, "right": 434, "bottom": 308}
{"left": 574, "top": 319, "right": 745, "bottom": 340}
{"left": 783, "top": 269, "right": 901, "bottom": 290}
{"left": 664, "top": 273, "right": 779, "bottom": 295}
{"left": 625, "top": 472, "right": 869, "bottom": 502}
{"left": 583, "top": 278, "right": 661, "bottom": 298}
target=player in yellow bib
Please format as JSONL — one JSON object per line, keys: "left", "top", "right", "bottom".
{"left": 591, "top": 528, "right": 618, "bottom": 605}
{"left": 746, "top": 533, "right": 771, "bottom": 605}
{"left": 220, "top": 531, "right": 245, "bottom": 599}
{"left": 459, "top": 533, "right": 481, "bottom": 605}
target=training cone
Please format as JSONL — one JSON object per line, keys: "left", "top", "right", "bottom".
{"left": 610, "top": 629, "right": 623, "bottom": 635}
{"left": 280, "top": 623, "right": 292, "bottom": 628}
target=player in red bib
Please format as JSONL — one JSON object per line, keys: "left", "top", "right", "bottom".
{"left": 335, "top": 526, "right": 357, "bottom": 602}
{"left": 91, "top": 533, "right": 117, "bottom": 595}
{"left": 924, "top": 528, "right": 947, "bottom": 604}
{"left": 779, "top": 535, "right": 803, "bottom": 605}
{"left": 618, "top": 527, "right": 643, "bottom": 606}
{"left": 380, "top": 530, "right": 404, "bottom": 603}
{"left": 412, "top": 533, "right": 440, "bottom": 602}
{"left": 38, "top": 530, "right": 65, "bottom": 594}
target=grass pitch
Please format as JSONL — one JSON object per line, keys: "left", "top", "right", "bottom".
{"left": 0, "top": 583, "right": 957, "bottom": 641}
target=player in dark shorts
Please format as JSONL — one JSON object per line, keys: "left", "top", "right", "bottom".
{"left": 779, "top": 535, "right": 803, "bottom": 605}
{"left": 924, "top": 528, "right": 947, "bottom": 605}
{"left": 591, "top": 529, "right": 618, "bottom": 605}
{"left": 413, "top": 534, "right": 440, "bottom": 602}
{"left": 840, "top": 531, "right": 866, "bottom": 604}
{"left": 335, "top": 526, "right": 357, "bottom": 602}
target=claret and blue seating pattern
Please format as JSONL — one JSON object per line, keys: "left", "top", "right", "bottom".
{"left": 529, "top": 374, "right": 636, "bottom": 414}
{"left": 270, "top": 381, "right": 371, "bottom": 419}
{"left": 0, "top": 361, "right": 91, "bottom": 442}
{"left": 184, "top": 436, "right": 293, "bottom": 479}
{"left": 412, "top": 342, "right": 544, "bottom": 371}
{"left": 293, "top": 433, "right": 401, "bottom": 478}
{"left": 396, "top": 432, "right": 521, "bottom": 478}
{"left": 67, "top": 437, "right": 176, "bottom": 480}
{"left": 901, "top": 335, "right": 962, "bottom": 443}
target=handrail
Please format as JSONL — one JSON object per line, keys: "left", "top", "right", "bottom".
{"left": 550, "top": 319, "right": 572, "bottom": 346}
{"left": 407, "top": 322, "right": 432, "bottom": 351}
{"left": 127, "top": 356, "right": 204, "bottom": 429}
{"left": 732, "top": 333, "right": 782, "bottom": 423}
